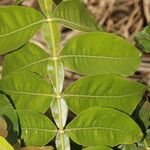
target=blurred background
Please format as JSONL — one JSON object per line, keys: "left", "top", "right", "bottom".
{"left": 0, "top": 0, "right": 150, "bottom": 95}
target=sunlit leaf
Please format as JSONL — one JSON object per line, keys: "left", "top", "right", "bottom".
{"left": 17, "top": 110, "right": 57, "bottom": 146}
{"left": 0, "top": 6, "right": 44, "bottom": 54}
{"left": 53, "top": 1, "right": 101, "bottom": 31}
{"left": 66, "top": 107, "right": 143, "bottom": 147}
{"left": 64, "top": 74, "right": 146, "bottom": 114}
{"left": 0, "top": 71, "right": 53, "bottom": 113}
{"left": 2, "top": 43, "right": 51, "bottom": 78}
{"left": 60, "top": 32, "right": 141, "bottom": 76}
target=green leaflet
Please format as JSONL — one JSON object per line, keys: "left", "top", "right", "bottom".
{"left": 66, "top": 107, "right": 143, "bottom": 147}
{"left": 0, "top": 136, "right": 14, "bottom": 150}
{"left": 17, "top": 110, "right": 57, "bottom": 146}
{"left": 60, "top": 32, "right": 141, "bottom": 76}
{"left": 53, "top": 1, "right": 101, "bottom": 31}
{"left": 83, "top": 146, "right": 112, "bottom": 150}
{"left": 0, "top": 71, "right": 53, "bottom": 113}
{"left": 136, "top": 24, "right": 150, "bottom": 53}
{"left": 64, "top": 74, "right": 146, "bottom": 114}
{"left": 38, "top": 0, "right": 53, "bottom": 17}
{"left": 0, "top": 94, "right": 18, "bottom": 144}
{"left": 50, "top": 98, "right": 68, "bottom": 128}
{"left": 2, "top": 43, "right": 51, "bottom": 77}
{"left": 0, "top": 6, "right": 44, "bottom": 54}
{"left": 56, "top": 133, "right": 70, "bottom": 150}
{"left": 47, "top": 60, "right": 64, "bottom": 93}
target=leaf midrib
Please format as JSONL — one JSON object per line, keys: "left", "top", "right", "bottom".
{"left": 3, "top": 57, "right": 52, "bottom": 77}
{"left": 22, "top": 127, "right": 57, "bottom": 133}
{"left": 52, "top": 18, "right": 96, "bottom": 31}
{"left": 3, "top": 53, "right": 139, "bottom": 77}
{"left": 66, "top": 127, "right": 140, "bottom": 138}
{"left": 60, "top": 55, "right": 139, "bottom": 60}
{"left": 0, "top": 88, "right": 54, "bottom": 97}
{"left": 63, "top": 93, "right": 141, "bottom": 99}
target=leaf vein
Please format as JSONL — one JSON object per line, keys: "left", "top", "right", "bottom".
{"left": 0, "top": 89, "right": 54, "bottom": 97}
{"left": 60, "top": 55, "right": 139, "bottom": 60}
{"left": 52, "top": 18, "right": 94, "bottom": 31}
{"left": 22, "top": 127, "right": 57, "bottom": 133}
{"left": 0, "top": 19, "right": 45, "bottom": 38}
{"left": 5, "top": 57, "right": 52, "bottom": 77}
{"left": 63, "top": 93, "right": 140, "bottom": 99}
{"left": 66, "top": 127, "right": 139, "bottom": 138}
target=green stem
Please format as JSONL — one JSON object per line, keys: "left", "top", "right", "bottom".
{"left": 48, "top": 22, "right": 58, "bottom": 58}
{"left": 49, "top": 22, "right": 65, "bottom": 150}
{"left": 48, "top": 18, "right": 65, "bottom": 150}
{"left": 42, "top": 1, "right": 66, "bottom": 149}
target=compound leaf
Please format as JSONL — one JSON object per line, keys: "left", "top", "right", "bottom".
{"left": 66, "top": 107, "right": 143, "bottom": 147}
{"left": 17, "top": 110, "right": 57, "bottom": 146}
{"left": 60, "top": 32, "right": 141, "bottom": 76}
{"left": 0, "top": 6, "right": 44, "bottom": 54}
